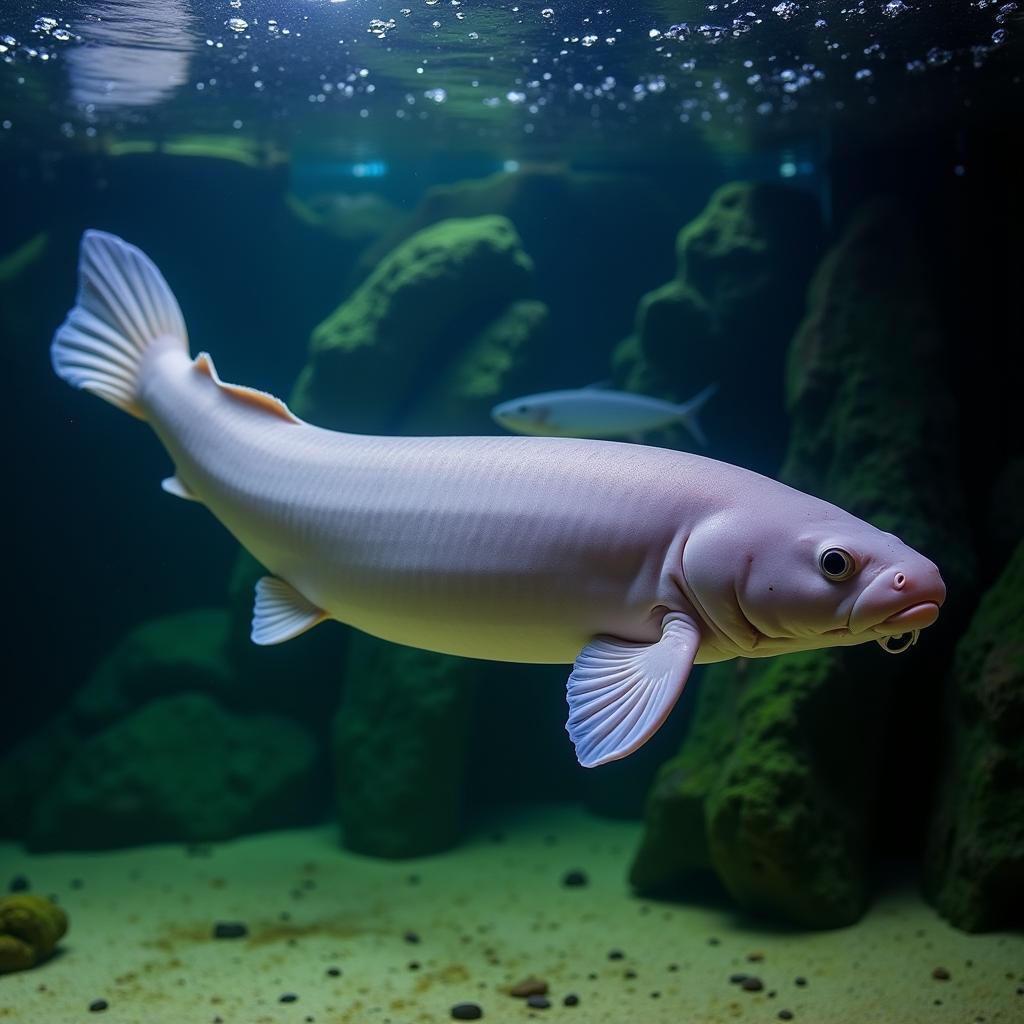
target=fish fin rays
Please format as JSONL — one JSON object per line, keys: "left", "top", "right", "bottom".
{"left": 566, "top": 613, "right": 701, "bottom": 768}
{"left": 193, "top": 352, "right": 302, "bottom": 425}
{"left": 160, "top": 474, "right": 202, "bottom": 503}
{"left": 50, "top": 230, "right": 189, "bottom": 420}
{"left": 251, "top": 576, "right": 328, "bottom": 645}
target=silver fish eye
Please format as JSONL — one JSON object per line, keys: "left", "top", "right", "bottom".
{"left": 819, "top": 546, "right": 856, "bottom": 581}
{"left": 877, "top": 629, "right": 920, "bottom": 655}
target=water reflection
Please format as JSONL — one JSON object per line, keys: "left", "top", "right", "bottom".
{"left": 67, "top": 0, "right": 196, "bottom": 109}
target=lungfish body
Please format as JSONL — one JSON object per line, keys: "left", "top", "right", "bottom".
{"left": 52, "top": 232, "right": 947, "bottom": 767}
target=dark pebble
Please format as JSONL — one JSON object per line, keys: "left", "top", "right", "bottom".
{"left": 1016, "top": 985, "right": 1024, "bottom": 995}
{"left": 326, "top": 967, "right": 341, "bottom": 977}
{"left": 667, "top": 964, "right": 679, "bottom": 972}
{"left": 213, "top": 921, "right": 248, "bottom": 939}
{"left": 741, "top": 977, "right": 764, "bottom": 992}
{"left": 408, "top": 874, "right": 421, "bottom": 885}
{"left": 88, "top": 1000, "right": 109, "bottom": 1012}
{"left": 624, "top": 969, "right": 637, "bottom": 979}
{"left": 778, "top": 1011, "right": 794, "bottom": 1021}
{"left": 70, "top": 879, "right": 84, "bottom": 890}
{"left": 650, "top": 991, "right": 661, "bottom": 998}
{"left": 408, "top": 961, "right": 420, "bottom": 970}
{"left": 451, "top": 1003, "right": 483, "bottom": 1020}
{"left": 708, "top": 937, "right": 721, "bottom": 946}
{"left": 794, "top": 977, "right": 807, "bottom": 987}
{"left": 279, "top": 993, "right": 298, "bottom": 1003}
{"left": 526, "top": 995, "right": 551, "bottom": 1009}
{"left": 747, "top": 951, "right": 765, "bottom": 962}
{"left": 932, "top": 966, "right": 951, "bottom": 980}
{"left": 562, "top": 870, "right": 588, "bottom": 887}
{"left": 563, "top": 994, "right": 579, "bottom": 1007}
{"left": 404, "top": 930, "right": 421, "bottom": 944}
{"left": 608, "top": 949, "right": 624, "bottom": 960}
{"left": 7, "top": 875, "right": 29, "bottom": 893}
{"left": 729, "top": 973, "right": 749, "bottom": 985}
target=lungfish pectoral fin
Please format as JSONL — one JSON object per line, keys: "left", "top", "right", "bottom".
{"left": 251, "top": 576, "right": 328, "bottom": 645}
{"left": 566, "top": 613, "right": 701, "bottom": 768}
{"left": 161, "top": 475, "right": 201, "bottom": 503}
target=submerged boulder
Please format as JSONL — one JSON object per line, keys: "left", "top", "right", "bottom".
{"left": 292, "top": 214, "right": 536, "bottom": 432}
{"left": 27, "top": 694, "right": 321, "bottom": 850}
{"left": 924, "top": 542, "right": 1024, "bottom": 931}
{"left": 332, "top": 637, "right": 479, "bottom": 858}
{"left": 630, "top": 199, "right": 975, "bottom": 927}
{"left": 70, "top": 609, "right": 234, "bottom": 732}
{"left": 613, "top": 181, "right": 824, "bottom": 472}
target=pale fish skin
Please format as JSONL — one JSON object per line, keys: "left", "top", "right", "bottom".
{"left": 51, "top": 232, "right": 947, "bottom": 769}
{"left": 491, "top": 383, "right": 718, "bottom": 446}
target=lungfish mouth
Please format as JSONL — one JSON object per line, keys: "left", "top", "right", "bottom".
{"left": 871, "top": 601, "right": 941, "bottom": 634}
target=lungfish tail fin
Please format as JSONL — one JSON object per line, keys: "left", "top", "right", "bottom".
{"left": 51, "top": 230, "right": 189, "bottom": 420}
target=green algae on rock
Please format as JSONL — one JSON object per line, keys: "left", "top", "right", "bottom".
{"left": 27, "top": 694, "right": 322, "bottom": 851}
{"left": 630, "top": 198, "right": 975, "bottom": 927}
{"left": 613, "top": 181, "right": 824, "bottom": 472}
{"left": 0, "top": 894, "right": 68, "bottom": 974}
{"left": 70, "top": 609, "right": 234, "bottom": 733}
{"left": 924, "top": 541, "right": 1024, "bottom": 932}
{"left": 292, "top": 215, "right": 535, "bottom": 432}
{"left": 333, "top": 637, "right": 479, "bottom": 859}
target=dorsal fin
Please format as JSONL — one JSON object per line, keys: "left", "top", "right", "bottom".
{"left": 193, "top": 352, "right": 301, "bottom": 424}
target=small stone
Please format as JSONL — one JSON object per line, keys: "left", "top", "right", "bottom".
{"left": 404, "top": 930, "right": 421, "bottom": 944}
{"left": 708, "top": 936, "right": 721, "bottom": 945}
{"left": 563, "top": 994, "right": 579, "bottom": 1006}
{"left": 729, "top": 973, "right": 749, "bottom": 984}
{"left": 747, "top": 951, "right": 765, "bottom": 962}
{"left": 624, "top": 969, "right": 637, "bottom": 979}
{"left": 526, "top": 995, "right": 551, "bottom": 1009}
{"left": 451, "top": 1003, "right": 483, "bottom": 1020}
{"left": 562, "top": 869, "right": 588, "bottom": 887}
{"left": 326, "top": 967, "right": 341, "bottom": 977}
{"left": 279, "top": 993, "right": 298, "bottom": 1003}
{"left": 608, "top": 949, "right": 624, "bottom": 960}
{"left": 408, "top": 961, "right": 420, "bottom": 970}
{"left": 88, "top": 1000, "right": 109, "bottom": 1012}
{"left": 7, "top": 875, "right": 29, "bottom": 893}
{"left": 212, "top": 921, "right": 248, "bottom": 939}
{"left": 794, "top": 977, "right": 807, "bottom": 987}
{"left": 778, "top": 1012, "right": 794, "bottom": 1021}
{"left": 933, "top": 967, "right": 951, "bottom": 981}
{"left": 741, "top": 977, "right": 764, "bottom": 992}
{"left": 510, "top": 978, "right": 548, "bottom": 998}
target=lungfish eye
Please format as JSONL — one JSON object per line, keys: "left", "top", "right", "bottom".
{"left": 819, "top": 547, "right": 856, "bottom": 581}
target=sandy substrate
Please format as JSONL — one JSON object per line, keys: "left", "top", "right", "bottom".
{"left": 0, "top": 805, "right": 1021, "bottom": 1024}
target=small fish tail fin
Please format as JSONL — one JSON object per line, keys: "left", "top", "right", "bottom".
{"left": 50, "top": 230, "right": 189, "bottom": 420}
{"left": 674, "top": 382, "right": 718, "bottom": 447}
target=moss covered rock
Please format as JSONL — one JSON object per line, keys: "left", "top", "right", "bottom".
{"left": 401, "top": 299, "right": 549, "bottom": 435}
{"left": 27, "top": 694, "right": 321, "bottom": 850}
{"left": 0, "top": 894, "right": 68, "bottom": 973}
{"left": 924, "top": 542, "right": 1024, "bottom": 931}
{"left": 332, "top": 637, "right": 479, "bottom": 858}
{"left": 70, "top": 609, "right": 234, "bottom": 732}
{"left": 361, "top": 168, "right": 683, "bottom": 383}
{"left": 292, "top": 215, "right": 535, "bottom": 432}
{"left": 614, "top": 181, "right": 824, "bottom": 472}
{"left": 630, "top": 199, "right": 974, "bottom": 927}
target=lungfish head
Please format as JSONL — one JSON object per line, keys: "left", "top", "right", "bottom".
{"left": 681, "top": 502, "right": 946, "bottom": 658}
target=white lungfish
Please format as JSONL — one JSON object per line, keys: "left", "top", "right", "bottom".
{"left": 492, "top": 382, "right": 718, "bottom": 446}
{"left": 52, "top": 232, "right": 947, "bottom": 768}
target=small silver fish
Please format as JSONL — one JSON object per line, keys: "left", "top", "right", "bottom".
{"left": 492, "top": 382, "right": 718, "bottom": 446}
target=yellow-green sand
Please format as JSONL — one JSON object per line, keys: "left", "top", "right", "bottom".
{"left": 1, "top": 806, "right": 1020, "bottom": 1023}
